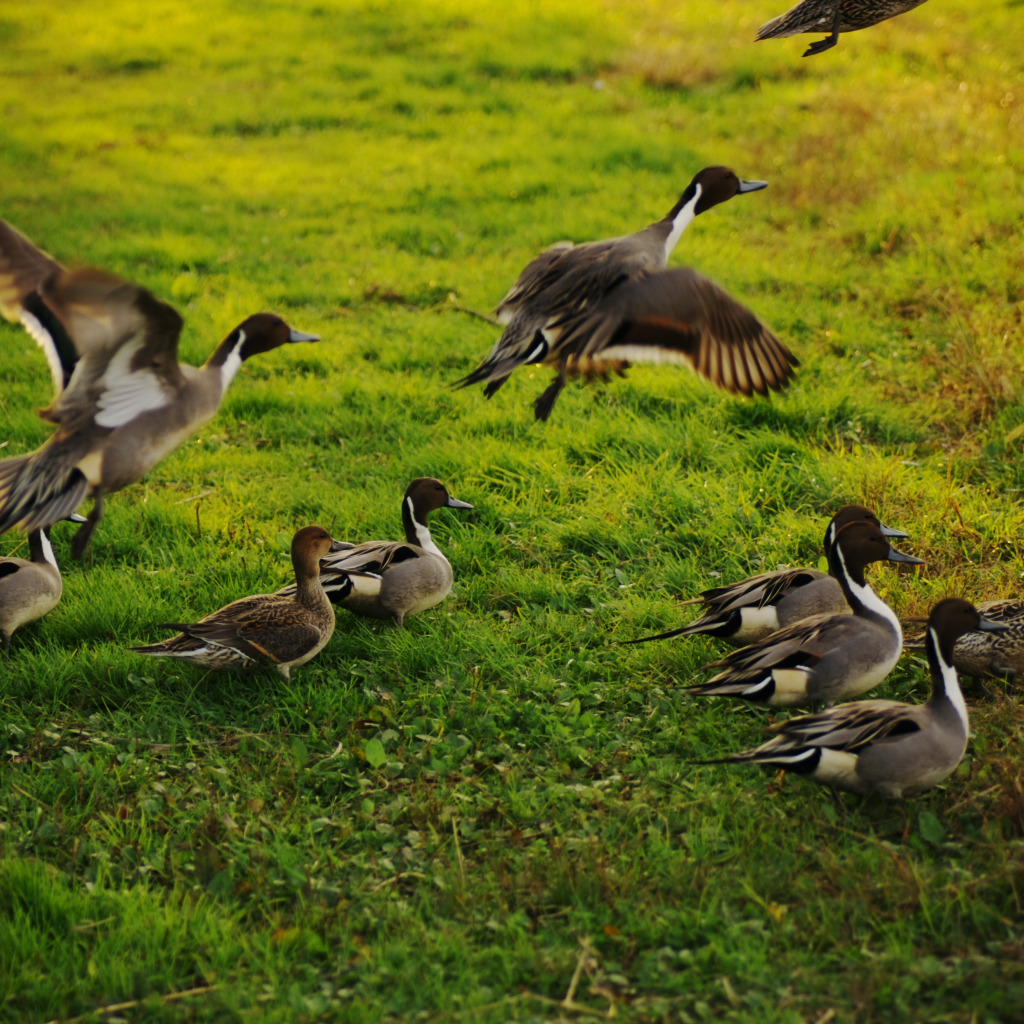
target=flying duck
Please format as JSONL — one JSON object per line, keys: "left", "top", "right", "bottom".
{"left": 626, "top": 504, "right": 907, "bottom": 648}
{"left": 0, "top": 216, "right": 320, "bottom": 556}
{"left": 130, "top": 525, "right": 342, "bottom": 680}
{"left": 687, "top": 520, "right": 923, "bottom": 707}
{"left": 0, "top": 513, "right": 85, "bottom": 649}
{"left": 757, "top": 0, "right": 930, "bottom": 57}
{"left": 700, "top": 598, "right": 1004, "bottom": 798}
{"left": 278, "top": 477, "right": 472, "bottom": 627}
{"left": 905, "top": 598, "right": 1024, "bottom": 685}
{"left": 455, "top": 166, "right": 798, "bottom": 421}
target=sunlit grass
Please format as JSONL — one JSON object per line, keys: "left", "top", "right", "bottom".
{"left": 1, "top": 1, "right": 1023, "bottom": 1021}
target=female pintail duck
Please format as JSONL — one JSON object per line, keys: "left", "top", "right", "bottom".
{"left": 456, "top": 166, "right": 798, "bottom": 421}
{"left": 905, "top": 598, "right": 1024, "bottom": 685}
{"left": 701, "top": 598, "right": 1005, "bottom": 798}
{"left": 0, "top": 513, "right": 85, "bottom": 649}
{"left": 0, "top": 216, "right": 319, "bottom": 556}
{"left": 279, "top": 478, "right": 472, "bottom": 627}
{"left": 687, "top": 520, "right": 923, "bottom": 707}
{"left": 626, "top": 504, "right": 907, "bottom": 648}
{"left": 130, "top": 525, "right": 342, "bottom": 680}
{"left": 757, "top": 0, "right": 930, "bottom": 57}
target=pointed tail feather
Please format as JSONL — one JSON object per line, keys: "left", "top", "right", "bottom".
{"left": 0, "top": 452, "right": 90, "bottom": 534}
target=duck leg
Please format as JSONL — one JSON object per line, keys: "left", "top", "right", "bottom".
{"left": 71, "top": 493, "right": 104, "bottom": 559}
{"left": 533, "top": 353, "right": 570, "bottom": 422}
{"left": 803, "top": 10, "right": 841, "bottom": 56}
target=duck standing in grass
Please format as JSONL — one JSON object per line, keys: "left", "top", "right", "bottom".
{"left": 757, "top": 0, "right": 930, "bottom": 57}
{"left": 701, "top": 599, "right": 1005, "bottom": 798}
{"left": 279, "top": 478, "right": 472, "bottom": 627}
{"left": 456, "top": 166, "right": 798, "bottom": 421}
{"left": 687, "top": 520, "right": 923, "bottom": 707}
{"left": 0, "top": 216, "right": 320, "bottom": 556}
{"left": 905, "top": 598, "right": 1024, "bottom": 686}
{"left": 0, "top": 513, "right": 84, "bottom": 649}
{"left": 626, "top": 504, "right": 907, "bottom": 648}
{"left": 131, "top": 526, "right": 342, "bottom": 680}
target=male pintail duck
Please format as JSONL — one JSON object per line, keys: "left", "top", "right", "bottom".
{"left": 687, "top": 520, "right": 923, "bottom": 707}
{"left": 905, "top": 598, "right": 1024, "bottom": 685}
{"left": 279, "top": 477, "right": 472, "bottom": 627}
{"left": 455, "top": 166, "right": 798, "bottom": 421}
{"left": 130, "top": 525, "right": 342, "bottom": 680}
{"left": 757, "top": 0, "right": 930, "bottom": 57}
{"left": 0, "top": 216, "right": 320, "bottom": 556}
{"left": 626, "top": 504, "right": 907, "bottom": 648}
{"left": 0, "top": 513, "right": 85, "bottom": 649}
{"left": 700, "top": 598, "right": 1005, "bottom": 798}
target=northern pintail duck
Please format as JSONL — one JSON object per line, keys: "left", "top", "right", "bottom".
{"left": 0, "top": 216, "right": 320, "bottom": 556}
{"left": 0, "top": 513, "right": 84, "bottom": 649}
{"left": 757, "top": 0, "right": 930, "bottom": 56}
{"left": 130, "top": 525, "right": 341, "bottom": 680}
{"left": 701, "top": 599, "right": 1004, "bottom": 798}
{"left": 627, "top": 504, "right": 907, "bottom": 648}
{"left": 905, "top": 598, "right": 1024, "bottom": 685}
{"left": 456, "top": 166, "right": 798, "bottom": 421}
{"left": 279, "top": 478, "right": 472, "bottom": 627}
{"left": 687, "top": 520, "right": 923, "bottom": 707}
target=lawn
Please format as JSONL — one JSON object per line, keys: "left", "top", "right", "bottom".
{"left": 1, "top": 1, "right": 1023, "bottom": 1021}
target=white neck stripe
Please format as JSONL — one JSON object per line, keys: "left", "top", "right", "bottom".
{"left": 929, "top": 626, "right": 968, "bottom": 728}
{"left": 663, "top": 184, "right": 701, "bottom": 260}
{"left": 219, "top": 329, "right": 247, "bottom": 390}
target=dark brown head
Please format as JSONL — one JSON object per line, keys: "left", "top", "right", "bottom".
{"left": 926, "top": 597, "right": 1009, "bottom": 665}
{"left": 222, "top": 313, "right": 320, "bottom": 363}
{"left": 404, "top": 477, "right": 474, "bottom": 520}
{"left": 823, "top": 504, "right": 908, "bottom": 554}
{"left": 829, "top": 520, "right": 924, "bottom": 580}
{"left": 673, "top": 166, "right": 767, "bottom": 218}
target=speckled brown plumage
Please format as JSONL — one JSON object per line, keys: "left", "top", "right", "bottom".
{"left": 758, "top": 0, "right": 930, "bottom": 56}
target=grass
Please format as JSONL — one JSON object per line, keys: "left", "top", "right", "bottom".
{"left": 2, "top": 0, "right": 1023, "bottom": 1020}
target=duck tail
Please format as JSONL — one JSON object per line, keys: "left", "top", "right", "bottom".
{"left": 0, "top": 451, "right": 90, "bottom": 534}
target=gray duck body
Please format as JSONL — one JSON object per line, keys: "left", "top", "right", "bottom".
{"left": 704, "top": 599, "right": 1005, "bottom": 798}
{"left": 758, "top": 0, "right": 930, "bottom": 56}
{"left": 0, "top": 529, "right": 62, "bottom": 648}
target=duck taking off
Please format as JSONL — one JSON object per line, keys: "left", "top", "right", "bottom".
{"left": 455, "top": 166, "right": 798, "bottom": 421}
{"left": 0, "top": 216, "right": 319, "bottom": 556}
{"left": 757, "top": 0, "right": 930, "bottom": 57}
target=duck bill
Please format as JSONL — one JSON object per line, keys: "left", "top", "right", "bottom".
{"left": 886, "top": 544, "right": 925, "bottom": 565}
{"left": 738, "top": 179, "right": 768, "bottom": 193}
{"left": 289, "top": 329, "right": 320, "bottom": 343}
{"left": 328, "top": 539, "right": 348, "bottom": 553}
{"left": 446, "top": 497, "right": 473, "bottom": 510}
{"left": 879, "top": 521, "right": 909, "bottom": 540}
{"left": 977, "top": 615, "right": 1010, "bottom": 633}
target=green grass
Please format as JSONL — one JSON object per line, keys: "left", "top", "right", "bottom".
{"left": 2, "top": 0, "right": 1024, "bottom": 1020}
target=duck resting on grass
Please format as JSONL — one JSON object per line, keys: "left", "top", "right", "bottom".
{"left": 0, "top": 216, "right": 320, "bottom": 557}
{"left": 686, "top": 520, "right": 923, "bottom": 707}
{"left": 700, "top": 598, "right": 1005, "bottom": 798}
{"left": 626, "top": 504, "right": 907, "bottom": 648}
{"left": 278, "top": 478, "right": 472, "bottom": 627}
{"left": 130, "top": 525, "right": 342, "bottom": 680}
{"left": 757, "top": 0, "right": 930, "bottom": 57}
{"left": 455, "top": 166, "right": 798, "bottom": 421}
{"left": 0, "top": 513, "right": 85, "bottom": 649}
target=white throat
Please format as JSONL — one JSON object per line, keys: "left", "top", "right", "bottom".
{"left": 663, "top": 184, "right": 701, "bottom": 261}
{"left": 929, "top": 626, "right": 968, "bottom": 729}
{"left": 406, "top": 496, "right": 444, "bottom": 558}
{"left": 219, "top": 330, "right": 247, "bottom": 390}
{"left": 835, "top": 545, "right": 901, "bottom": 639}
{"left": 37, "top": 529, "right": 58, "bottom": 570}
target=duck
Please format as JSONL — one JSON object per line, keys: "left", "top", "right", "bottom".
{"left": 626, "top": 504, "right": 907, "bottom": 648}
{"left": 686, "top": 520, "right": 923, "bottom": 707}
{"left": 905, "top": 598, "right": 1024, "bottom": 685}
{"left": 455, "top": 166, "right": 798, "bottom": 421}
{"left": 0, "top": 215, "right": 320, "bottom": 557}
{"left": 130, "top": 525, "right": 342, "bottom": 680}
{"left": 278, "top": 477, "right": 472, "bottom": 627}
{"left": 757, "top": 0, "right": 930, "bottom": 57}
{"left": 699, "top": 598, "right": 1005, "bottom": 798}
{"left": 0, "top": 513, "right": 85, "bottom": 649}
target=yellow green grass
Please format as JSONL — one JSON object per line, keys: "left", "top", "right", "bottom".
{"left": 2, "top": 1, "right": 1023, "bottom": 1021}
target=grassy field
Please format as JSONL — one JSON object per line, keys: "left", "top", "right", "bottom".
{"left": 2, "top": 0, "right": 1023, "bottom": 1020}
